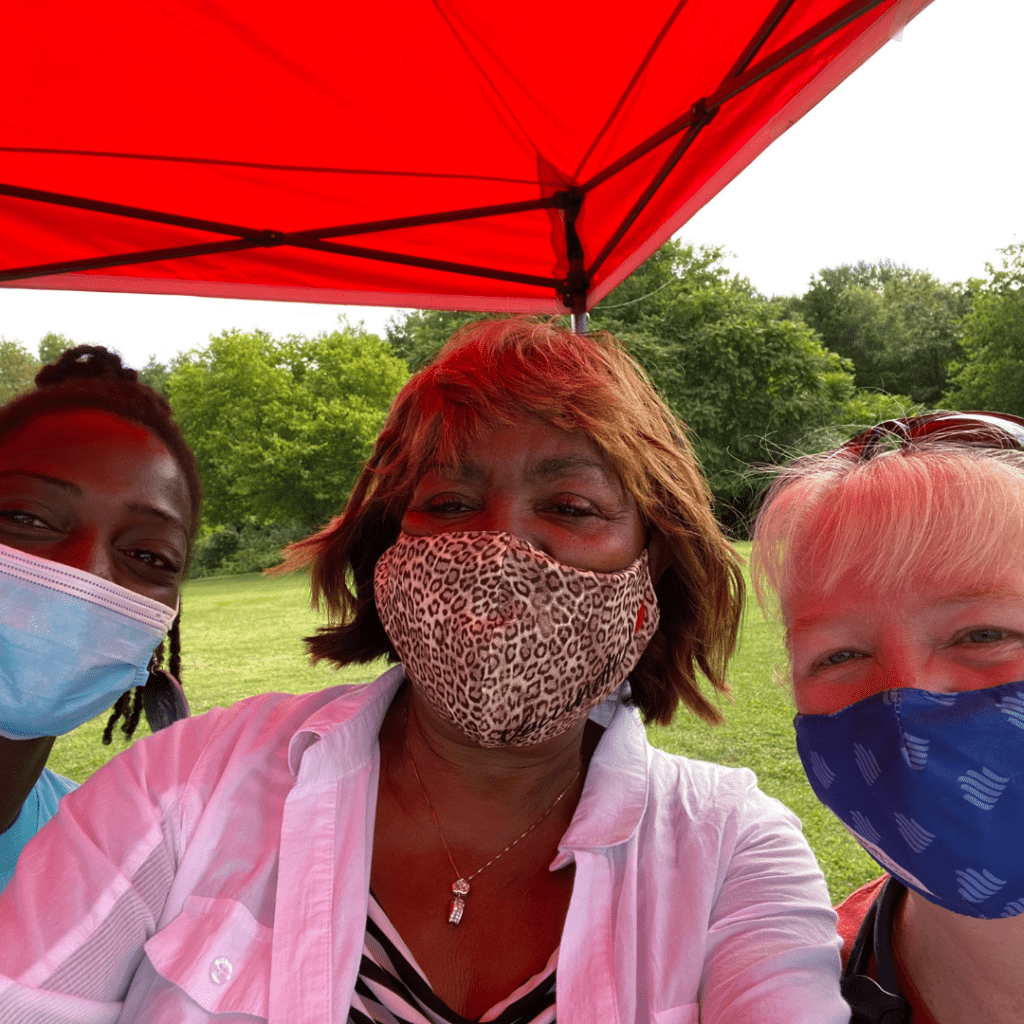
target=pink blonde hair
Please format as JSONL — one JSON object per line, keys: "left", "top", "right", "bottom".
{"left": 752, "top": 443, "right": 1024, "bottom": 621}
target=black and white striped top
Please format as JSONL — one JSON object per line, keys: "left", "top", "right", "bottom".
{"left": 349, "top": 896, "right": 558, "bottom": 1024}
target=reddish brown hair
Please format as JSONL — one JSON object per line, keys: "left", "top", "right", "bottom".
{"left": 281, "top": 317, "right": 743, "bottom": 724}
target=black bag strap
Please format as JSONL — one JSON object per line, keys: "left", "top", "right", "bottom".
{"left": 841, "top": 877, "right": 913, "bottom": 1024}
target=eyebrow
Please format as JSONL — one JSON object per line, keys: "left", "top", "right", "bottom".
{"left": 786, "top": 585, "right": 1024, "bottom": 638}
{"left": 0, "top": 471, "right": 188, "bottom": 537}
{"left": 444, "top": 454, "right": 613, "bottom": 484}
{"left": 0, "top": 469, "right": 82, "bottom": 494}
{"left": 529, "top": 454, "right": 612, "bottom": 483}
{"left": 125, "top": 502, "right": 189, "bottom": 537}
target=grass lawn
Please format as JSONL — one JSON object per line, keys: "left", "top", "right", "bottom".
{"left": 48, "top": 543, "right": 878, "bottom": 902}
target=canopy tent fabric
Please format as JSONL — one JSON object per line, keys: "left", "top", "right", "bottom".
{"left": 1, "top": 0, "right": 931, "bottom": 315}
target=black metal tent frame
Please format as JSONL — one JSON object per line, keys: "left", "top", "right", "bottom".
{"left": 0, "top": 0, "right": 886, "bottom": 314}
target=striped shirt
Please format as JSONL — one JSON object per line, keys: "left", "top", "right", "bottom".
{"left": 349, "top": 895, "right": 557, "bottom": 1024}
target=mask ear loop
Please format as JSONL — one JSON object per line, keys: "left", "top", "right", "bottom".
{"left": 142, "top": 609, "right": 190, "bottom": 733}
{"left": 103, "top": 607, "right": 189, "bottom": 741}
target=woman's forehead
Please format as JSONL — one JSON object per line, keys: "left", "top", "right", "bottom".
{"left": 433, "top": 420, "right": 607, "bottom": 473}
{"left": 782, "top": 556, "right": 1024, "bottom": 623}
{"left": 0, "top": 408, "right": 190, "bottom": 522}
{"left": 3, "top": 408, "right": 160, "bottom": 453}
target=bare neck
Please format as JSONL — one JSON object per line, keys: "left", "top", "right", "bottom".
{"left": 0, "top": 734, "right": 55, "bottom": 834}
{"left": 379, "top": 686, "right": 592, "bottom": 847}
{"left": 898, "top": 889, "right": 1024, "bottom": 1024}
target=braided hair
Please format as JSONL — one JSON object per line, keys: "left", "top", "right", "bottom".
{"left": 0, "top": 345, "right": 202, "bottom": 742}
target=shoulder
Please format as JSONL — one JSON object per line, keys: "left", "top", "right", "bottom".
{"left": 636, "top": 748, "right": 846, "bottom": 1022}
{"left": 35, "top": 766, "right": 78, "bottom": 803}
{"left": 645, "top": 745, "right": 795, "bottom": 829}
{"left": 835, "top": 874, "right": 887, "bottom": 968}
{"left": 0, "top": 769, "right": 77, "bottom": 892}
{"left": 74, "top": 676, "right": 392, "bottom": 810}
{"left": 641, "top": 746, "right": 831, "bottom": 910}
{"left": 31, "top": 767, "right": 78, "bottom": 824}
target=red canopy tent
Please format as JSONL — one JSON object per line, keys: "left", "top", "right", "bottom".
{"left": 1, "top": 0, "right": 931, "bottom": 323}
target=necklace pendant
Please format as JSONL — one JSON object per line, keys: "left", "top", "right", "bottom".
{"left": 448, "top": 895, "right": 466, "bottom": 926}
{"left": 448, "top": 878, "right": 470, "bottom": 926}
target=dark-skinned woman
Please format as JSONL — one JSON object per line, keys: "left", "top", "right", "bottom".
{"left": 0, "top": 346, "right": 200, "bottom": 892}
{"left": 0, "top": 319, "right": 847, "bottom": 1023}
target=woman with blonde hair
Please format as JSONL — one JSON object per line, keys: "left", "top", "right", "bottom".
{"left": 0, "top": 318, "right": 847, "bottom": 1023}
{"left": 752, "top": 412, "right": 1024, "bottom": 1024}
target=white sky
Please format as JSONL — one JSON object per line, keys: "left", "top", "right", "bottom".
{"left": 1, "top": 0, "right": 1019, "bottom": 369}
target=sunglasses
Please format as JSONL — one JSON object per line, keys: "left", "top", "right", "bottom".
{"left": 841, "top": 411, "right": 1024, "bottom": 459}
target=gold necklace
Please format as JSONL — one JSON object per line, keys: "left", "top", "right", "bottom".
{"left": 403, "top": 701, "right": 582, "bottom": 926}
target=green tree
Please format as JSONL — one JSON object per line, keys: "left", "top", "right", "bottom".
{"left": 590, "top": 242, "right": 859, "bottom": 521}
{"left": 138, "top": 355, "right": 174, "bottom": 398}
{"left": 788, "top": 260, "right": 969, "bottom": 404}
{"left": 168, "top": 321, "right": 408, "bottom": 528}
{"left": 38, "top": 331, "right": 74, "bottom": 365}
{"left": 944, "top": 244, "right": 1024, "bottom": 415}
{"left": 0, "top": 340, "right": 40, "bottom": 404}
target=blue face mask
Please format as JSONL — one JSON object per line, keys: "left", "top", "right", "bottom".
{"left": 0, "top": 542, "right": 177, "bottom": 740}
{"left": 795, "top": 681, "right": 1024, "bottom": 920}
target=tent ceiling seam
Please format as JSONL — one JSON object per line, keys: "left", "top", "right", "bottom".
{"left": 0, "top": 147, "right": 536, "bottom": 186}
{"left": 429, "top": 0, "right": 542, "bottom": 161}
{"left": 571, "top": 0, "right": 692, "bottom": 180}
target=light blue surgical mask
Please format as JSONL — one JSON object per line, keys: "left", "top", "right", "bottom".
{"left": 0, "top": 541, "right": 177, "bottom": 740}
{"left": 795, "top": 681, "right": 1024, "bottom": 919}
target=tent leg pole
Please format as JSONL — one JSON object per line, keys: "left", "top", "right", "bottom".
{"left": 572, "top": 310, "right": 588, "bottom": 334}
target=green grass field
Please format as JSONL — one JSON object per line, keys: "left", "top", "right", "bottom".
{"left": 48, "top": 543, "right": 878, "bottom": 901}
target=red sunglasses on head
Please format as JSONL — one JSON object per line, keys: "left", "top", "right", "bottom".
{"left": 841, "top": 411, "right": 1024, "bottom": 459}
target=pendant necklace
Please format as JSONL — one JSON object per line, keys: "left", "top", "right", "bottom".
{"left": 403, "top": 701, "right": 582, "bottom": 926}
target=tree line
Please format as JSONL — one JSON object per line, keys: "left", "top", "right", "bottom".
{"left": 389, "top": 240, "right": 1024, "bottom": 530}
{"left": 2, "top": 239, "right": 1021, "bottom": 567}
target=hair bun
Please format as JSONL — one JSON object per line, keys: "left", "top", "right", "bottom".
{"left": 35, "top": 345, "right": 140, "bottom": 389}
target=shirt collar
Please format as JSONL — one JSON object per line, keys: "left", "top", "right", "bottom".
{"left": 286, "top": 668, "right": 650, "bottom": 851}
{"left": 286, "top": 664, "right": 405, "bottom": 778}
{"left": 554, "top": 693, "right": 650, "bottom": 861}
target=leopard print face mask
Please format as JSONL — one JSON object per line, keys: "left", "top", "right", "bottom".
{"left": 374, "top": 531, "right": 659, "bottom": 747}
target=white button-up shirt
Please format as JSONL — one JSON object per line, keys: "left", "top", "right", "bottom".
{"left": 0, "top": 668, "right": 848, "bottom": 1023}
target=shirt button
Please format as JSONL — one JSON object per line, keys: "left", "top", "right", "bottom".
{"left": 210, "top": 957, "right": 233, "bottom": 985}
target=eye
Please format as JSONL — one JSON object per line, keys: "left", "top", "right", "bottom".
{"left": 816, "top": 649, "right": 863, "bottom": 669}
{"left": 543, "top": 495, "right": 597, "bottom": 518}
{"left": 125, "top": 548, "right": 180, "bottom": 574}
{"left": 417, "top": 493, "right": 476, "bottom": 516}
{"left": 961, "top": 628, "right": 1009, "bottom": 644}
{"left": 0, "top": 508, "right": 53, "bottom": 530}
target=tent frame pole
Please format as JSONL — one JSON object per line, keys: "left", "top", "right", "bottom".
{"left": 557, "top": 188, "right": 589, "bottom": 333}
